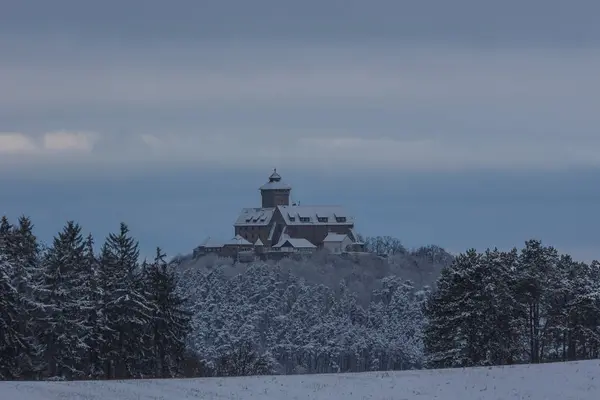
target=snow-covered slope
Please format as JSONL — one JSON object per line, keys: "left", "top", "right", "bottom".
{"left": 2, "top": 360, "right": 598, "bottom": 399}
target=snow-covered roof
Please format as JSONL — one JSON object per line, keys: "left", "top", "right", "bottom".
{"left": 349, "top": 228, "right": 361, "bottom": 243}
{"left": 259, "top": 180, "right": 292, "bottom": 191}
{"left": 277, "top": 205, "right": 354, "bottom": 226}
{"left": 273, "top": 237, "right": 317, "bottom": 249}
{"left": 269, "top": 169, "right": 281, "bottom": 180}
{"left": 225, "top": 234, "right": 252, "bottom": 246}
{"left": 254, "top": 237, "right": 264, "bottom": 246}
{"left": 323, "top": 233, "right": 349, "bottom": 242}
{"left": 198, "top": 236, "right": 223, "bottom": 248}
{"left": 259, "top": 169, "right": 292, "bottom": 191}
{"left": 234, "top": 208, "right": 275, "bottom": 226}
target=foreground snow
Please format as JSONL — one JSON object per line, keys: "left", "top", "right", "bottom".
{"left": 2, "top": 360, "right": 599, "bottom": 399}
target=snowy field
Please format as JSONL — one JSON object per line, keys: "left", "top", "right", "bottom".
{"left": 2, "top": 360, "right": 599, "bottom": 400}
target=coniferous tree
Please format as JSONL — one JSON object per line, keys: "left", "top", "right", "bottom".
{"left": 13, "top": 216, "right": 45, "bottom": 377}
{"left": 98, "top": 223, "right": 152, "bottom": 379}
{"left": 423, "top": 249, "right": 491, "bottom": 368}
{"left": 479, "top": 248, "right": 525, "bottom": 365}
{"left": 82, "top": 233, "right": 103, "bottom": 378}
{"left": 0, "top": 244, "right": 33, "bottom": 379}
{"left": 143, "top": 247, "right": 192, "bottom": 378}
{"left": 0, "top": 216, "right": 42, "bottom": 378}
{"left": 516, "top": 239, "right": 559, "bottom": 363}
{"left": 563, "top": 259, "right": 600, "bottom": 360}
{"left": 38, "top": 221, "right": 92, "bottom": 379}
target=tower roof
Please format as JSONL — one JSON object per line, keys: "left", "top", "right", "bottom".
{"left": 259, "top": 168, "right": 291, "bottom": 191}
{"left": 269, "top": 169, "right": 282, "bottom": 182}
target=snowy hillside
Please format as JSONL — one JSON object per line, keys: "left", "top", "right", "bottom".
{"left": 2, "top": 360, "right": 598, "bottom": 400}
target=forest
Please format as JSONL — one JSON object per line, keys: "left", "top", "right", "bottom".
{"left": 1, "top": 215, "right": 599, "bottom": 381}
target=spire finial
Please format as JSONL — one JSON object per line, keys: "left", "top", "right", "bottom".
{"left": 268, "top": 168, "right": 282, "bottom": 182}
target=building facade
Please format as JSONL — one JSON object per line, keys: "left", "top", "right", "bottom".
{"left": 234, "top": 170, "right": 360, "bottom": 248}
{"left": 195, "top": 169, "right": 363, "bottom": 258}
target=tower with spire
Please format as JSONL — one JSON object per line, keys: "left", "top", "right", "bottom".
{"left": 259, "top": 168, "right": 292, "bottom": 208}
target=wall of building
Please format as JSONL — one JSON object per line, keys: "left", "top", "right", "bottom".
{"left": 291, "top": 224, "right": 353, "bottom": 247}
{"left": 323, "top": 236, "right": 354, "bottom": 254}
{"left": 261, "top": 189, "right": 290, "bottom": 208}
{"left": 270, "top": 210, "right": 353, "bottom": 247}
{"left": 235, "top": 224, "right": 269, "bottom": 245}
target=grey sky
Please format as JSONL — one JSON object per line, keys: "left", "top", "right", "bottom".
{"left": 2, "top": 0, "right": 599, "bottom": 45}
{"left": 0, "top": 0, "right": 598, "bottom": 260}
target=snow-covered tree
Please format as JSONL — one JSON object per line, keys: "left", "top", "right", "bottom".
{"left": 143, "top": 247, "right": 192, "bottom": 378}
{"left": 37, "top": 221, "right": 93, "bottom": 379}
{"left": 0, "top": 246, "right": 33, "bottom": 379}
{"left": 97, "top": 223, "right": 153, "bottom": 379}
{"left": 516, "top": 239, "right": 559, "bottom": 363}
{"left": 0, "top": 216, "right": 42, "bottom": 378}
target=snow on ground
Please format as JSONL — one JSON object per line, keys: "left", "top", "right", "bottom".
{"left": 2, "top": 360, "right": 599, "bottom": 400}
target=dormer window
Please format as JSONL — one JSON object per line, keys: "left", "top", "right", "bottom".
{"left": 336, "top": 216, "right": 347, "bottom": 223}
{"left": 318, "top": 217, "right": 328, "bottom": 223}
{"left": 299, "top": 217, "right": 310, "bottom": 222}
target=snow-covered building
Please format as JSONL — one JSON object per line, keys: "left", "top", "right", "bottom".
{"left": 193, "top": 236, "right": 223, "bottom": 257}
{"left": 234, "top": 169, "right": 361, "bottom": 250}
{"left": 322, "top": 233, "right": 354, "bottom": 254}
{"left": 272, "top": 237, "right": 317, "bottom": 254}
{"left": 193, "top": 234, "right": 253, "bottom": 257}
{"left": 194, "top": 169, "right": 363, "bottom": 258}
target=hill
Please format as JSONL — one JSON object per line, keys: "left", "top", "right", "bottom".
{"left": 171, "top": 245, "right": 453, "bottom": 375}
{"left": 1, "top": 360, "right": 597, "bottom": 399}
{"left": 174, "top": 242, "right": 453, "bottom": 306}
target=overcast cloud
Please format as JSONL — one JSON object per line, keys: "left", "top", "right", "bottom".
{"left": 1, "top": 43, "right": 599, "bottom": 175}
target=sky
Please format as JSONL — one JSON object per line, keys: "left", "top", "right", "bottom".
{"left": 1, "top": 0, "right": 599, "bottom": 261}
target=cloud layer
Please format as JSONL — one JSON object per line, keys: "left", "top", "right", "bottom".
{"left": 1, "top": 42, "right": 599, "bottom": 176}
{"left": 0, "top": 131, "right": 96, "bottom": 155}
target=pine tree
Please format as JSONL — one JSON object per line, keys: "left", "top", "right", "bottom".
{"left": 565, "top": 259, "right": 600, "bottom": 360}
{"left": 82, "top": 234, "right": 103, "bottom": 378}
{"left": 0, "top": 216, "right": 42, "bottom": 378}
{"left": 143, "top": 247, "right": 192, "bottom": 378}
{"left": 516, "top": 239, "right": 559, "bottom": 363}
{"left": 0, "top": 245, "right": 33, "bottom": 379}
{"left": 0, "top": 216, "right": 11, "bottom": 244}
{"left": 479, "top": 248, "right": 525, "bottom": 365}
{"left": 423, "top": 249, "right": 488, "bottom": 368}
{"left": 97, "top": 223, "right": 152, "bottom": 379}
{"left": 38, "top": 221, "right": 92, "bottom": 379}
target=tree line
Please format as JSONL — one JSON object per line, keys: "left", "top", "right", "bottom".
{"left": 0, "top": 216, "right": 191, "bottom": 380}
{"left": 424, "top": 240, "right": 600, "bottom": 367}
{"left": 2, "top": 214, "right": 598, "bottom": 381}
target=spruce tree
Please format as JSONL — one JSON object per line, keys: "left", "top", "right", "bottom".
{"left": 83, "top": 234, "right": 103, "bottom": 378}
{"left": 98, "top": 223, "right": 152, "bottom": 379}
{"left": 0, "top": 216, "right": 41, "bottom": 378}
{"left": 38, "top": 221, "right": 92, "bottom": 379}
{"left": 144, "top": 247, "right": 192, "bottom": 378}
{"left": 0, "top": 244, "right": 33, "bottom": 379}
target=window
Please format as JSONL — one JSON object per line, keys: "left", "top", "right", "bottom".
{"left": 300, "top": 217, "right": 310, "bottom": 222}
{"left": 318, "top": 217, "right": 328, "bottom": 223}
{"left": 336, "top": 217, "right": 347, "bottom": 223}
